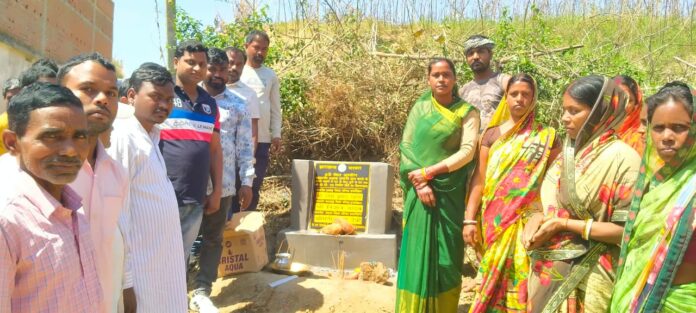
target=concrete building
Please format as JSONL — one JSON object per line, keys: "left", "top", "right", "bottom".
{"left": 0, "top": 0, "right": 114, "bottom": 112}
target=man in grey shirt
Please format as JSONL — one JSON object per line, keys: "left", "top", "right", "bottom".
{"left": 458, "top": 35, "right": 510, "bottom": 132}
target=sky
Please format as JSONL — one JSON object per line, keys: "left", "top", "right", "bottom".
{"left": 111, "top": 0, "right": 453, "bottom": 76}
{"left": 113, "top": 0, "right": 233, "bottom": 76}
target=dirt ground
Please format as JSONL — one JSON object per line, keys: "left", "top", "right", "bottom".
{"left": 204, "top": 271, "right": 475, "bottom": 313}
{"left": 196, "top": 176, "right": 477, "bottom": 313}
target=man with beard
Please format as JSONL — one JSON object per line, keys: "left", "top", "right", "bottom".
{"left": 189, "top": 47, "right": 254, "bottom": 313}
{"left": 0, "top": 83, "right": 101, "bottom": 312}
{"left": 160, "top": 40, "right": 223, "bottom": 266}
{"left": 239, "top": 30, "right": 282, "bottom": 212}
{"left": 225, "top": 46, "right": 260, "bottom": 149}
{"left": 225, "top": 46, "right": 260, "bottom": 216}
{"left": 56, "top": 53, "right": 135, "bottom": 313}
{"left": 458, "top": 35, "right": 510, "bottom": 132}
{"left": 107, "top": 63, "right": 188, "bottom": 313}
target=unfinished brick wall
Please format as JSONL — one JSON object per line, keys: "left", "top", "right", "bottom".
{"left": 0, "top": 0, "right": 114, "bottom": 62}
{"left": 0, "top": 0, "right": 113, "bottom": 112}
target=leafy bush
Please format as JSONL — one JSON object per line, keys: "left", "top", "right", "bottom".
{"left": 175, "top": 5, "right": 282, "bottom": 64}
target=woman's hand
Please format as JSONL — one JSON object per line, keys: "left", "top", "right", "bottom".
{"left": 522, "top": 213, "right": 544, "bottom": 249}
{"left": 527, "top": 217, "right": 566, "bottom": 251}
{"left": 416, "top": 185, "right": 437, "bottom": 207}
{"left": 408, "top": 169, "right": 429, "bottom": 189}
{"left": 462, "top": 224, "right": 481, "bottom": 247}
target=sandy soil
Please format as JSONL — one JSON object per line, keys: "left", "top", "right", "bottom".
{"left": 201, "top": 271, "right": 475, "bottom": 313}
{"left": 190, "top": 177, "right": 478, "bottom": 313}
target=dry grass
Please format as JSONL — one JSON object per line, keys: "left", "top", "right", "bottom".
{"left": 266, "top": 13, "right": 696, "bottom": 176}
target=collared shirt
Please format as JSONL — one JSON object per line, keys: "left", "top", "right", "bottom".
{"left": 70, "top": 141, "right": 131, "bottom": 313}
{"left": 117, "top": 102, "right": 135, "bottom": 119}
{"left": 160, "top": 85, "right": 220, "bottom": 205}
{"left": 107, "top": 115, "right": 188, "bottom": 313}
{"left": 211, "top": 89, "right": 255, "bottom": 197}
{"left": 0, "top": 153, "right": 19, "bottom": 205}
{"left": 227, "top": 81, "right": 261, "bottom": 120}
{"left": 0, "top": 172, "right": 103, "bottom": 313}
{"left": 240, "top": 65, "right": 282, "bottom": 143}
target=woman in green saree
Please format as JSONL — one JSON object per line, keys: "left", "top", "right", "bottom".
{"left": 396, "top": 58, "right": 480, "bottom": 312}
{"left": 465, "top": 73, "right": 560, "bottom": 313}
{"left": 611, "top": 82, "right": 696, "bottom": 313}
{"left": 523, "top": 75, "right": 642, "bottom": 313}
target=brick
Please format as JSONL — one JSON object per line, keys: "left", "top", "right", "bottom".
{"left": 46, "top": 1, "right": 91, "bottom": 61}
{"left": 0, "top": 0, "right": 112, "bottom": 63}
{"left": 94, "top": 32, "right": 111, "bottom": 59}
{"left": 95, "top": 0, "right": 113, "bottom": 19}
{"left": 64, "top": 0, "right": 94, "bottom": 21}
{"left": 94, "top": 10, "right": 112, "bottom": 38}
{"left": 0, "top": 0, "right": 45, "bottom": 51}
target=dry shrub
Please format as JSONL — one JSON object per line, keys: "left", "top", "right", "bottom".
{"left": 257, "top": 176, "right": 292, "bottom": 257}
{"left": 269, "top": 33, "right": 427, "bottom": 175}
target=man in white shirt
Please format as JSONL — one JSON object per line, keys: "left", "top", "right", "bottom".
{"left": 225, "top": 46, "right": 261, "bottom": 215}
{"left": 107, "top": 63, "right": 188, "bottom": 313}
{"left": 239, "top": 30, "right": 282, "bottom": 212}
{"left": 225, "top": 47, "right": 260, "bottom": 149}
{"left": 57, "top": 53, "right": 135, "bottom": 313}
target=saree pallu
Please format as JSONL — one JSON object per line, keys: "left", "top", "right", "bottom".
{"left": 469, "top": 95, "right": 557, "bottom": 312}
{"left": 396, "top": 91, "right": 476, "bottom": 313}
{"left": 662, "top": 283, "right": 696, "bottom": 313}
{"left": 528, "top": 77, "right": 641, "bottom": 313}
{"left": 611, "top": 174, "right": 696, "bottom": 313}
{"left": 611, "top": 88, "right": 696, "bottom": 313}
{"left": 527, "top": 135, "right": 640, "bottom": 313}
{"left": 617, "top": 85, "right": 644, "bottom": 156}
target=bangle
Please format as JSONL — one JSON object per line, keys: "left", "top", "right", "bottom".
{"left": 563, "top": 218, "right": 569, "bottom": 230}
{"left": 421, "top": 167, "right": 434, "bottom": 181}
{"left": 463, "top": 219, "right": 477, "bottom": 226}
{"left": 582, "top": 219, "right": 594, "bottom": 240}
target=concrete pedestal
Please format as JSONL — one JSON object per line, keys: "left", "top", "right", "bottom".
{"left": 282, "top": 230, "right": 397, "bottom": 269}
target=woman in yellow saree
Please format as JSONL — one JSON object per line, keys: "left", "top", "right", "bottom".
{"left": 464, "top": 73, "right": 559, "bottom": 313}
{"left": 396, "top": 58, "right": 480, "bottom": 312}
{"left": 611, "top": 82, "right": 696, "bottom": 312}
{"left": 524, "top": 75, "right": 642, "bottom": 313}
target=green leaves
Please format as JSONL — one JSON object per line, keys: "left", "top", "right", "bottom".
{"left": 174, "top": 5, "right": 279, "bottom": 63}
{"left": 279, "top": 74, "right": 310, "bottom": 115}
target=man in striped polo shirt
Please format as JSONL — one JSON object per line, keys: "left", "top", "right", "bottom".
{"left": 160, "top": 40, "right": 223, "bottom": 265}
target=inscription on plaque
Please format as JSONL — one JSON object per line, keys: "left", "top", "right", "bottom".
{"left": 311, "top": 162, "right": 370, "bottom": 232}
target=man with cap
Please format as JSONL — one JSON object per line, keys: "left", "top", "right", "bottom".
{"left": 458, "top": 35, "right": 510, "bottom": 132}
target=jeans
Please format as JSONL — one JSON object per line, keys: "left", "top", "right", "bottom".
{"left": 179, "top": 202, "right": 204, "bottom": 263}
{"left": 230, "top": 142, "right": 271, "bottom": 215}
{"left": 193, "top": 196, "right": 232, "bottom": 295}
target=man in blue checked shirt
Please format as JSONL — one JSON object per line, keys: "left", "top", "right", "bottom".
{"left": 190, "top": 48, "right": 255, "bottom": 313}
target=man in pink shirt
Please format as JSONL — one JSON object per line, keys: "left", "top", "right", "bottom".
{"left": 57, "top": 53, "right": 135, "bottom": 313}
{"left": 0, "top": 83, "right": 102, "bottom": 312}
